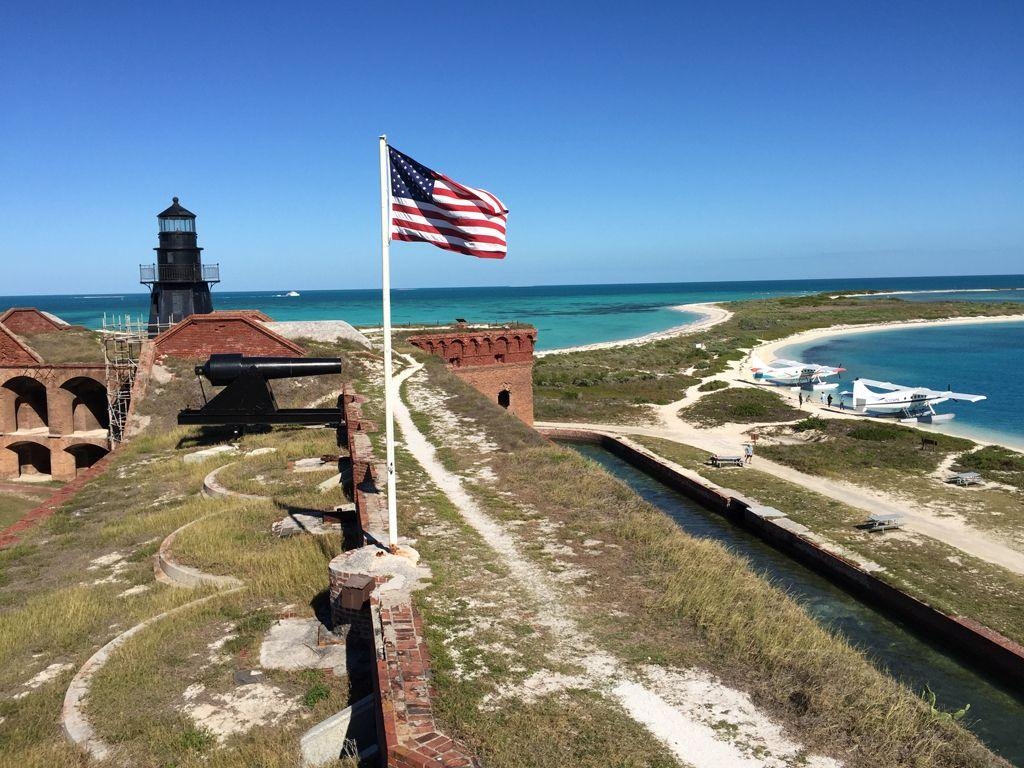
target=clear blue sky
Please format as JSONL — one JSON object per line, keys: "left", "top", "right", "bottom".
{"left": 1, "top": 1, "right": 1021, "bottom": 294}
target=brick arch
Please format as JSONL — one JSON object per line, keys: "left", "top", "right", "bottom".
{"left": 61, "top": 376, "right": 108, "bottom": 433}
{"left": 65, "top": 443, "right": 108, "bottom": 476}
{"left": 7, "top": 440, "right": 51, "bottom": 477}
{"left": 447, "top": 339, "right": 464, "bottom": 366}
{"left": 2, "top": 376, "right": 48, "bottom": 432}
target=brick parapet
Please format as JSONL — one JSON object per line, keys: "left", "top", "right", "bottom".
{"left": 336, "top": 383, "right": 479, "bottom": 767}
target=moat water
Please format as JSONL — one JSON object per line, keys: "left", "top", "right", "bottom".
{"left": 565, "top": 441, "right": 1024, "bottom": 766}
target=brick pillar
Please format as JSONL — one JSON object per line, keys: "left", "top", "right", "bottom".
{"left": 0, "top": 385, "right": 15, "bottom": 434}
{"left": 50, "top": 441, "right": 76, "bottom": 481}
{"left": 328, "top": 568, "right": 376, "bottom": 643}
{"left": 48, "top": 385, "right": 74, "bottom": 437}
{"left": 0, "top": 442, "right": 17, "bottom": 479}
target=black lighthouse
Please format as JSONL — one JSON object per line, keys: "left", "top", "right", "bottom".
{"left": 141, "top": 198, "right": 220, "bottom": 332}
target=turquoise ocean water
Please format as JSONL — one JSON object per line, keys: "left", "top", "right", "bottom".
{"left": 4, "top": 275, "right": 1024, "bottom": 350}
{"left": 3, "top": 274, "right": 1024, "bottom": 443}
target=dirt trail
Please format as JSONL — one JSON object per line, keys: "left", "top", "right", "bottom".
{"left": 536, "top": 415, "right": 1024, "bottom": 577}
{"left": 392, "top": 354, "right": 839, "bottom": 768}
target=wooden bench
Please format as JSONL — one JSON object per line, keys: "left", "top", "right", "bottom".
{"left": 709, "top": 454, "right": 745, "bottom": 468}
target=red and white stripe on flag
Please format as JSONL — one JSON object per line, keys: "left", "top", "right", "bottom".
{"left": 388, "top": 145, "right": 508, "bottom": 259}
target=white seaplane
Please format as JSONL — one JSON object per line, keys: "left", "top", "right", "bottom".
{"left": 749, "top": 355, "right": 845, "bottom": 390}
{"left": 846, "top": 378, "right": 986, "bottom": 423}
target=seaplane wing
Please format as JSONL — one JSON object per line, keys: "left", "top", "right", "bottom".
{"left": 751, "top": 355, "right": 845, "bottom": 385}
{"left": 855, "top": 378, "right": 986, "bottom": 402}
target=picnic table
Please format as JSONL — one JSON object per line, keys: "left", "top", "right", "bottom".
{"left": 863, "top": 513, "right": 904, "bottom": 532}
{"left": 709, "top": 454, "right": 745, "bottom": 468}
{"left": 949, "top": 471, "right": 983, "bottom": 487}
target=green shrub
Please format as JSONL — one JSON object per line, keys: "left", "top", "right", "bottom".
{"left": 697, "top": 379, "right": 728, "bottom": 392}
{"left": 792, "top": 417, "right": 829, "bottom": 432}
{"left": 847, "top": 423, "right": 907, "bottom": 442}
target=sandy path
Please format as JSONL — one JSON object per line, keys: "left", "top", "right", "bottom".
{"left": 535, "top": 303, "right": 732, "bottom": 358}
{"left": 537, "top": 415, "right": 1024, "bottom": 576}
{"left": 392, "top": 355, "right": 838, "bottom": 768}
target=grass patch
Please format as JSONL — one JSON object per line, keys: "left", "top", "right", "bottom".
{"left": 680, "top": 387, "right": 804, "bottom": 426}
{"left": 697, "top": 378, "right": 729, "bottom": 392}
{"left": 19, "top": 328, "right": 105, "bottom": 364}
{"left": 760, "top": 418, "right": 973, "bottom": 476}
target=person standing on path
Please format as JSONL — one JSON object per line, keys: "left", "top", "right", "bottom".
{"left": 827, "top": 393, "right": 833, "bottom": 408}
{"left": 744, "top": 443, "right": 754, "bottom": 464}
{"left": 798, "top": 392, "right": 803, "bottom": 407}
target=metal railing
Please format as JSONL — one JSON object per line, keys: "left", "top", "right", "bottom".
{"left": 139, "top": 263, "right": 220, "bottom": 284}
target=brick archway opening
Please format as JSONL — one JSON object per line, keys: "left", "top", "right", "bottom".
{"left": 66, "top": 444, "right": 108, "bottom": 477}
{"left": 9, "top": 442, "right": 51, "bottom": 477}
{"left": 498, "top": 389, "right": 511, "bottom": 409}
{"left": 62, "top": 377, "right": 109, "bottom": 433}
{"left": 3, "top": 376, "right": 49, "bottom": 432}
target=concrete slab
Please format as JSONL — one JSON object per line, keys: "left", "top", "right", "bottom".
{"left": 183, "top": 445, "right": 238, "bottom": 464}
{"left": 259, "top": 618, "right": 348, "bottom": 671}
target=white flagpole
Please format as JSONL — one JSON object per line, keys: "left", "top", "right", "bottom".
{"left": 378, "top": 134, "right": 399, "bottom": 551}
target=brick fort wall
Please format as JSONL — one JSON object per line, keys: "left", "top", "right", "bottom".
{"left": 407, "top": 326, "right": 536, "bottom": 425}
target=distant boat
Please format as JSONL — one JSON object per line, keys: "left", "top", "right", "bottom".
{"left": 285, "top": 290, "right": 300, "bottom": 297}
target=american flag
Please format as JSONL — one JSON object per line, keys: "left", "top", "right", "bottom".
{"left": 388, "top": 146, "right": 508, "bottom": 259}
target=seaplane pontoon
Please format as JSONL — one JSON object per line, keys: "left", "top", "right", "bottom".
{"left": 750, "top": 355, "right": 845, "bottom": 391}
{"left": 845, "top": 378, "right": 986, "bottom": 423}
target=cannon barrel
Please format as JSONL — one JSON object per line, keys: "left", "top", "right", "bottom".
{"left": 196, "top": 354, "right": 343, "bottom": 386}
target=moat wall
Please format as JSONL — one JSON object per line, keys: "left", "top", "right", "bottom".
{"left": 540, "top": 427, "right": 1024, "bottom": 690}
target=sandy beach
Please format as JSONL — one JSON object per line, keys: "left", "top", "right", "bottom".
{"left": 536, "top": 302, "right": 732, "bottom": 357}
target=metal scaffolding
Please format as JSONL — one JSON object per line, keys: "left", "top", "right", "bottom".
{"left": 101, "top": 314, "right": 167, "bottom": 445}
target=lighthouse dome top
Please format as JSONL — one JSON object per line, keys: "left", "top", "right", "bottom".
{"left": 157, "top": 197, "right": 196, "bottom": 232}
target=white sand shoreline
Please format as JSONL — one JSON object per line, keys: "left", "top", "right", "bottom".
{"left": 754, "top": 313, "right": 1024, "bottom": 364}
{"left": 535, "top": 303, "right": 732, "bottom": 357}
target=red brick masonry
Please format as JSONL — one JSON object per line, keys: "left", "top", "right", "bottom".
{"left": 0, "top": 307, "right": 66, "bottom": 334}
{"left": 336, "top": 385, "right": 480, "bottom": 767}
{"left": 408, "top": 326, "right": 536, "bottom": 425}
{"left": 152, "top": 311, "right": 305, "bottom": 359}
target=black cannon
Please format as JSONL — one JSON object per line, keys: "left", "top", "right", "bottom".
{"left": 178, "top": 354, "right": 345, "bottom": 426}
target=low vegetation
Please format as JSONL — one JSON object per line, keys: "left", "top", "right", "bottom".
{"left": 696, "top": 378, "right": 728, "bottom": 392}
{"left": 19, "top": 328, "right": 106, "bottom": 364}
{"left": 761, "top": 418, "right": 973, "bottom": 476}
{"left": 956, "top": 446, "right": 1024, "bottom": 491}
{"left": 679, "top": 386, "right": 805, "bottom": 426}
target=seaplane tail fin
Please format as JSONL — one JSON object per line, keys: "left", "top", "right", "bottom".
{"left": 852, "top": 378, "right": 881, "bottom": 410}
{"left": 749, "top": 354, "right": 768, "bottom": 372}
